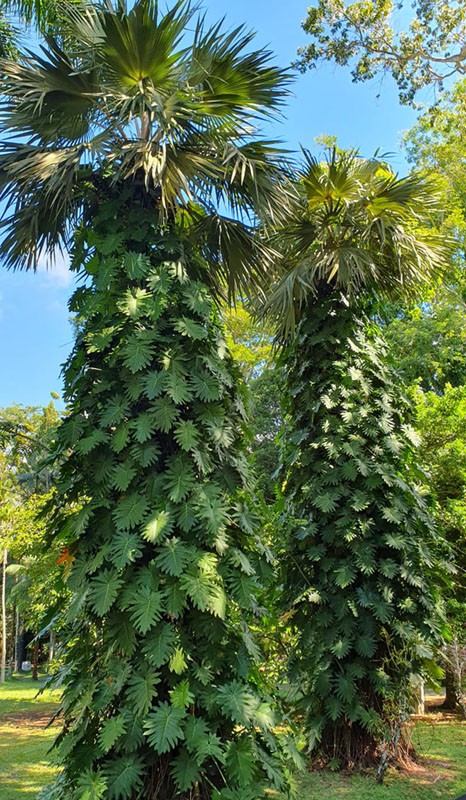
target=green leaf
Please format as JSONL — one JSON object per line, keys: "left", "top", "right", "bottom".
{"left": 175, "top": 317, "right": 207, "bottom": 340}
{"left": 165, "top": 373, "right": 193, "bottom": 404}
{"left": 195, "top": 486, "right": 228, "bottom": 534}
{"left": 164, "top": 455, "right": 196, "bottom": 502}
{"left": 112, "top": 493, "right": 148, "bottom": 530}
{"left": 111, "top": 462, "right": 137, "bottom": 492}
{"left": 104, "top": 755, "right": 144, "bottom": 800}
{"left": 152, "top": 398, "right": 179, "bottom": 432}
{"left": 184, "top": 716, "right": 208, "bottom": 750}
{"left": 180, "top": 568, "right": 225, "bottom": 616}
{"left": 253, "top": 702, "right": 275, "bottom": 731}
{"left": 99, "top": 232, "right": 124, "bottom": 254}
{"left": 123, "top": 335, "right": 154, "bottom": 373}
{"left": 108, "top": 531, "right": 143, "bottom": 569}
{"left": 334, "top": 564, "right": 356, "bottom": 589}
{"left": 226, "top": 738, "right": 256, "bottom": 785}
{"left": 154, "top": 538, "right": 192, "bottom": 577}
{"left": 61, "top": 415, "right": 86, "bottom": 446}
{"left": 128, "top": 586, "right": 163, "bottom": 633}
{"left": 131, "top": 441, "right": 160, "bottom": 467}
{"left": 118, "top": 287, "right": 152, "bottom": 319}
{"left": 119, "top": 287, "right": 152, "bottom": 318}
{"left": 144, "top": 702, "right": 186, "bottom": 753}
{"left": 216, "top": 681, "right": 258, "bottom": 726}
{"left": 206, "top": 421, "right": 234, "bottom": 448}
{"left": 174, "top": 420, "right": 200, "bottom": 451}
{"left": 143, "top": 624, "right": 176, "bottom": 667}
{"left": 143, "top": 370, "right": 167, "bottom": 400}
{"left": 175, "top": 501, "right": 197, "bottom": 532}
{"left": 75, "top": 769, "right": 107, "bottom": 800}
{"left": 313, "top": 492, "right": 339, "bottom": 513}
{"left": 228, "top": 573, "right": 255, "bottom": 608}
{"left": 142, "top": 511, "right": 172, "bottom": 543}
{"left": 190, "top": 371, "right": 220, "bottom": 401}
{"left": 185, "top": 717, "right": 224, "bottom": 764}
{"left": 163, "top": 581, "right": 187, "bottom": 617}
{"left": 98, "top": 715, "right": 126, "bottom": 753}
{"left": 118, "top": 710, "right": 144, "bottom": 752}
{"left": 134, "top": 412, "right": 156, "bottom": 443}
{"left": 89, "top": 570, "right": 123, "bottom": 616}
{"left": 170, "top": 748, "right": 201, "bottom": 791}
{"left": 331, "top": 637, "right": 352, "bottom": 658}
{"left": 111, "top": 423, "right": 131, "bottom": 453}
{"left": 169, "top": 647, "right": 188, "bottom": 675}
{"left": 169, "top": 679, "right": 194, "bottom": 708}
{"left": 106, "top": 612, "right": 137, "bottom": 656}
{"left": 75, "top": 429, "right": 108, "bottom": 455}
{"left": 182, "top": 285, "right": 211, "bottom": 315}
{"left": 325, "top": 696, "right": 342, "bottom": 722}
{"left": 123, "top": 252, "right": 151, "bottom": 279}
{"left": 125, "top": 668, "right": 161, "bottom": 716}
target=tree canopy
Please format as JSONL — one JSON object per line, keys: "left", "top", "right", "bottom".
{"left": 297, "top": 0, "right": 466, "bottom": 104}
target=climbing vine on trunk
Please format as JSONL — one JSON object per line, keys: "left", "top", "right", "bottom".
{"left": 42, "top": 191, "right": 295, "bottom": 800}
{"left": 280, "top": 295, "right": 445, "bottom": 770}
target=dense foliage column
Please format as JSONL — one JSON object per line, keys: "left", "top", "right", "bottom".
{"left": 280, "top": 295, "right": 443, "bottom": 769}
{"left": 44, "top": 195, "right": 292, "bottom": 800}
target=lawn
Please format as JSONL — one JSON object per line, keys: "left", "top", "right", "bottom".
{"left": 1, "top": 679, "right": 465, "bottom": 799}
{"left": 0, "top": 675, "right": 60, "bottom": 800}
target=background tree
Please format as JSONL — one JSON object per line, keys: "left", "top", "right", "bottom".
{"left": 222, "top": 303, "right": 282, "bottom": 501}
{"left": 267, "top": 149, "right": 450, "bottom": 773}
{"left": 413, "top": 385, "right": 466, "bottom": 710}
{"left": 296, "top": 0, "right": 466, "bottom": 104}
{"left": 0, "top": 403, "right": 63, "bottom": 677}
{"left": 384, "top": 294, "right": 466, "bottom": 393}
{"left": 0, "top": 2, "right": 298, "bottom": 798}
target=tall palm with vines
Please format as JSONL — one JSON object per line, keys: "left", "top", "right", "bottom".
{"left": 267, "top": 149, "right": 451, "bottom": 774}
{"left": 0, "top": 3, "right": 297, "bottom": 798}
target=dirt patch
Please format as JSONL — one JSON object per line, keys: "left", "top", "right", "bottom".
{"left": 396, "top": 760, "right": 445, "bottom": 784}
{"left": 1, "top": 709, "right": 59, "bottom": 728}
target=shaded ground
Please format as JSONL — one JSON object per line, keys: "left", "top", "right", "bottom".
{"left": 302, "top": 708, "right": 466, "bottom": 800}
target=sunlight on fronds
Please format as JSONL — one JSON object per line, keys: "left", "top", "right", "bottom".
{"left": 264, "top": 149, "right": 453, "bottom": 338}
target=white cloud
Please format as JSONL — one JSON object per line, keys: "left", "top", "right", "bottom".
{"left": 37, "top": 249, "right": 74, "bottom": 288}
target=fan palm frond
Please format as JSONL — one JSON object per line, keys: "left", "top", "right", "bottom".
{"left": 0, "top": 0, "right": 292, "bottom": 298}
{"left": 265, "top": 148, "right": 452, "bottom": 336}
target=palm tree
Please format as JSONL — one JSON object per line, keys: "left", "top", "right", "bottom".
{"left": 267, "top": 149, "right": 451, "bottom": 774}
{"left": 0, "top": 3, "right": 295, "bottom": 798}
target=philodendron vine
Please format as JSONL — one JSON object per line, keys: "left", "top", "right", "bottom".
{"left": 43, "top": 194, "right": 296, "bottom": 800}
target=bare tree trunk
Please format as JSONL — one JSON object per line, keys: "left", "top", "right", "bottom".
{"left": 442, "top": 640, "right": 465, "bottom": 712}
{"left": 48, "top": 630, "right": 55, "bottom": 671}
{"left": 1, "top": 548, "right": 7, "bottom": 683}
{"left": 31, "top": 640, "right": 39, "bottom": 681}
{"left": 14, "top": 606, "right": 20, "bottom": 672}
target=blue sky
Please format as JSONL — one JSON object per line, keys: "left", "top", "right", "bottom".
{"left": 0, "top": 0, "right": 420, "bottom": 408}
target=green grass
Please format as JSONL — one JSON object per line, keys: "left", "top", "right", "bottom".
{"left": 0, "top": 675, "right": 60, "bottom": 800}
{"left": 1, "top": 679, "right": 466, "bottom": 799}
{"left": 301, "top": 714, "right": 466, "bottom": 799}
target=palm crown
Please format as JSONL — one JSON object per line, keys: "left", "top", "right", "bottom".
{"left": 0, "top": 0, "right": 291, "bottom": 299}
{"left": 266, "top": 148, "right": 451, "bottom": 335}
